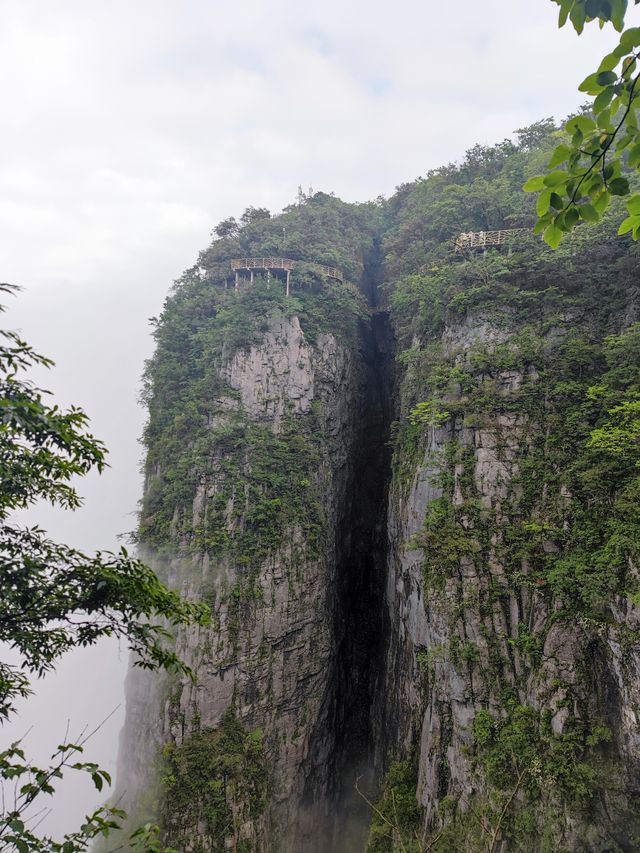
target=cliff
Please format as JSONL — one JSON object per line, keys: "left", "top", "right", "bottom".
{"left": 114, "top": 128, "right": 640, "bottom": 852}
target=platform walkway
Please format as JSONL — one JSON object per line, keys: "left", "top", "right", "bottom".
{"left": 229, "top": 257, "right": 344, "bottom": 295}
{"left": 455, "top": 228, "right": 531, "bottom": 251}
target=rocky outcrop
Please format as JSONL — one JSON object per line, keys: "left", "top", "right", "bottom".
{"left": 378, "top": 308, "right": 640, "bottom": 850}
{"left": 222, "top": 316, "right": 316, "bottom": 423}
{"left": 114, "top": 171, "right": 640, "bottom": 851}
{"left": 116, "top": 302, "right": 394, "bottom": 851}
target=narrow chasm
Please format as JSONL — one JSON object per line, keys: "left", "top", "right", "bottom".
{"left": 326, "top": 241, "right": 396, "bottom": 851}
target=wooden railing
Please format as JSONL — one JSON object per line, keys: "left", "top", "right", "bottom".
{"left": 454, "top": 228, "right": 531, "bottom": 251}
{"left": 313, "top": 264, "right": 344, "bottom": 282}
{"left": 230, "top": 257, "right": 295, "bottom": 272}
{"left": 230, "top": 257, "right": 344, "bottom": 282}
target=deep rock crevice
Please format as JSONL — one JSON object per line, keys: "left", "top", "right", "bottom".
{"left": 304, "top": 244, "right": 396, "bottom": 851}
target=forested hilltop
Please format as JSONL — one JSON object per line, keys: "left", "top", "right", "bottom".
{"left": 114, "top": 116, "right": 640, "bottom": 852}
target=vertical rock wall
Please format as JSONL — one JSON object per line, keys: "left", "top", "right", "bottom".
{"left": 378, "top": 304, "right": 640, "bottom": 851}
{"left": 116, "top": 286, "right": 393, "bottom": 850}
{"left": 113, "top": 176, "right": 640, "bottom": 852}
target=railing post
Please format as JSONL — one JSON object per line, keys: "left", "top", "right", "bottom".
{"left": 286, "top": 269, "right": 290, "bottom": 296}
{"left": 235, "top": 271, "right": 239, "bottom": 290}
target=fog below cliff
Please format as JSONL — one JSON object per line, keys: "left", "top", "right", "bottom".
{"left": 2, "top": 283, "right": 156, "bottom": 838}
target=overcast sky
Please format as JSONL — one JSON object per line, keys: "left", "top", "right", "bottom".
{"left": 0, "top": 0, "right": 633, "bottom": 839}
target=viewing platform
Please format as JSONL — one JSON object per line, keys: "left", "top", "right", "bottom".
{"left": 229, "top": 257, "right": 344, "bottom": 295}
{"left": 455, "top": 228, "right": 531, "bottom": 252}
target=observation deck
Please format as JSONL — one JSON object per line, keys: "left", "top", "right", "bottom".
{"left": 229, "top": 257, "right": 344, "bottom": 295}
{"left": 455, "top": 228, "right": 531, "bottom": 252}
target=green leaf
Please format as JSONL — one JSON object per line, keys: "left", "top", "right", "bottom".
{"left": 627, "top": 141, "right": 640, "bottom": 167}
{"left": 548, "top": 144, "right": 572, "bottom": 167}
{"left": 579, "top": 203, "right": 599, "bottom": 222}
{"left": 566, "top": 115, "right": 596, "bottom": 135}
{"left": 543, "top": 223, "right": 564, "bottom": 248}
{"left": 554, "top": 210, "right": 567, "bottom": 229}
{"left": 616, "top": 132, "right": 633, "bottom": 151}
{"left": 596, "top": 70, "right": 618, "bottom": 85}
{"left": 610, "top": 176, "right": 631, "bottom": 195}
{"left": 622, "top": 56, "right": 637, "bottom": 79}
{"left": 570, "top": 2, "right": 587, "bottom": 33}
{"left": 619, "top": 215, "right": 638, "bottom": 233}
{"left": 550, "top": 192, "right": 565, "bottom": 210}
{"left": 597, "top": 107, "right": 614, "bottom": 130}
{"left": 584, "top": 0, "right": 604, "bottom": 16}
{"left": 598, "top": 51, "right": 622, "bottom": 72}
{"left": 559, "top": 2, "right": 570, "bottom": 26}
{"left": 620, "top": 26, "right": 640, "bottom": 51}
{"left": 626, "top": 193, "right": 640, "bottom": 214}
{"left": 579, "top": 72, "right": 604, "bottom": 94}
{"left": 594, "top": 87, "right": 615, "bottom": 113}
{"left": 586, "top": 173, "right": 604, "bottom": 194}
{"left": 523, "top": 175, "right": 546, "bottom": 192}
{"left": 565, "top": 206, "right": 580, "bottom": 228}
{"left": 594, "top": 189, "right": 611, "bottom": 213}
{"left": 537, "top": 189, "right": 553, "bottom": 216}
{"left": 611, "top": 0, "right": 627, "bottom": 30}
{"left": 543, "top": 170, "right": 569, "bottom": 187}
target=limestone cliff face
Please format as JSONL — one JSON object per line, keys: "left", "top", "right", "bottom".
{"left": 115, "top": 173, "right": 640, "bottom": 852}
{"left": 117, "top": 291, "right": 640, "bottom": 852}
{"left": 116, "top": 293, "right": 386, "bottom": 851}
{"left": 379, "top": 304, "right": 640, "bottom": 851}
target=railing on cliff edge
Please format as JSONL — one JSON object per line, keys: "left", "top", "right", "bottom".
{"left": 454, "top": 228, "right": 531, "bottom": 252}
{"left": 228, "top": 257, "right": 344, "bottom": 295}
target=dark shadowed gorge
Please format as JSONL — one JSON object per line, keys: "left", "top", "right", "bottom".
{"left": 314, "top": 256, "right": 396, "bottom": 853}
{"left": 112, "top": 122, "right": 640, "bottom": 852}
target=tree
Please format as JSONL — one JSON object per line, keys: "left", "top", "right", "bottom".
{"left": 526, "top": 0, "right": 640, "bottom": 246}
{"left": 0, "top": 284, "right": 208, "bottom": 851}
{"left": 213, "top": 217, "right": 239, "bottom": 239}
{"left": 239, "top": 206, "right": 271, "bottom": 226}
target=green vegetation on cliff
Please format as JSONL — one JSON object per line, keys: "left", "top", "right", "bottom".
{"left": 161, "top": 709, "right": 267, "bottom": 853}
{"left": 381, "top": 120, "right": 640, "bottom": 850}
{"left": 140, "top": 194, "right": 377, "bottom": 566}
{"left": 137, "top": 191, "right": 382, "bottom": 849}
{"left": 136, "top": 116, "right": 640, "bottom": 852}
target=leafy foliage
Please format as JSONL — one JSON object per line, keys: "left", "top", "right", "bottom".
{"left": 0, "top": 736, "right": 126, "bottom": 853}
{"left": 139, "top": 192, "right": 375, "bottom": 593}
{"left": 0, "top": 284, "right": 206, "bottom": 851}
{"left": 525, "top": 1, "right": 640, "bottom": 245}
{"left": 365, "top": 762, "right": 421, "bottom": 853}
{"left": 161, "top": 709, "right": 267, "bottom": 853}
{"left": 424, "top": 704, "right": 615, "bottom": 853}
{"left": 0, "top": 292, "right": 209, "bottom": 717}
